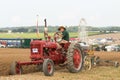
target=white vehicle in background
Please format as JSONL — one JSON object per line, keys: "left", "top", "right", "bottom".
{"left": 0, "top": 43, "right": 6, "bottom": 48}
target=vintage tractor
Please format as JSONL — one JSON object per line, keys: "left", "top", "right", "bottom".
{"left": 10, "top": 19, "right": 84, "bottom": 76}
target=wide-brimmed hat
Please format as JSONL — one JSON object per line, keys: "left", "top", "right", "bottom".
{"left": 58, "top": 26, "right": 66, "bottom": 30}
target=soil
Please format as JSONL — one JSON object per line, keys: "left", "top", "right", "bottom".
{"left": 0, "top": 48, "right": 120, "bottom": 76}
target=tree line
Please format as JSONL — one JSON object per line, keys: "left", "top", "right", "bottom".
{"left": 0, "top": 26, "right": 120, "bottom": 33}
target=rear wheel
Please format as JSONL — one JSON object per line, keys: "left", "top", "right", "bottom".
{"left": 67, "top": 43, "right": 83, "bottom": 73}
{"left": 43, "top": 59, "right": 54, "bottom": 76}
{"left": 10, "top": 61, "right": 22, "bottom": 75}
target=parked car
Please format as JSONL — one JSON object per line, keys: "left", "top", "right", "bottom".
{"left": 113, "top": 45, "right": 120, "bottom": 52}
{"left": 0, "top": 43, "right": 6, "bottom": 48}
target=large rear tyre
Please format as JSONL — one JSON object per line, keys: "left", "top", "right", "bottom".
{"left": 67, "top": 43, "right": 83, "bottom": 73}
{"left": 10, "top": 61, "right": 22, "bottom": 75}
{"left": 43, "top": 59, "right": 54, "bottom": 76}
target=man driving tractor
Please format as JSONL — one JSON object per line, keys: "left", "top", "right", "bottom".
{"left": 56, "top": 26, "right": 70, "bottom": 66}
{"left": 58, "top": 26, "right": 69, "bottom": 41}
{"left": 56, "top": 26, "right": 69, "bottom": 49}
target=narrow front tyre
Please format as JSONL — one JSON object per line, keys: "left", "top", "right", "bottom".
{"left": 43, "top": 59, "right": 54, "bottom": 76}
{"left": 9, "top": 61, "right": 22, "bottom": 75}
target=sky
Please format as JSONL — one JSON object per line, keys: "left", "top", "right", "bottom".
{"left": 0, "top": 0, "right": 120, "bottom": 28}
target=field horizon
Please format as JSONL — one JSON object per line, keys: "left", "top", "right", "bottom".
{"left": 0, "top": 32, "right": 103, "bottom": 39}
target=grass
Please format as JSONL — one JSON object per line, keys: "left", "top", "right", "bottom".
{"left": 0, "top": 32, "right": 101, "bottom": 39}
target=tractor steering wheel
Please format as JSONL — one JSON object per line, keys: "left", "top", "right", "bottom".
{"left": 54, "top": 31, "right": 63, "bottom": 42}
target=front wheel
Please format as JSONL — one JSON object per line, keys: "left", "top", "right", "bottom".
{"left": 9, "top": 61, "right": 22, "bottom": 75}
{"left": 43, "top": 59, "right": 54, "bottom": 76}
{"left": 67, "top": 43, "right": 83, "bottom": 73}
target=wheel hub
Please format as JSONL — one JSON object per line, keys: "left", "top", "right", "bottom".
{"left": 73, "top": 49, "right": 81, "bottom": 69}
{"left": 48, "top": 63, "right": 52, "bottom": 73}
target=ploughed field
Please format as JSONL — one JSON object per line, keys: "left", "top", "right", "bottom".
{"left": 0, "top": 48, "right": 120, "bottom": 80}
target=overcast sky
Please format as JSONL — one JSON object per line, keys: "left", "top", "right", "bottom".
{"left": 0, "top": 0, "right": 120, "bottom": 27}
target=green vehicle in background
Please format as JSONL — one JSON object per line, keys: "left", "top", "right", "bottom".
{"left": 21, "top": 38, "right": 42, "bottom": 48}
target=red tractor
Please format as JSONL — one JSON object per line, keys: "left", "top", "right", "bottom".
{"left": 10, "top": 19, "right": 84, "bottom": 76}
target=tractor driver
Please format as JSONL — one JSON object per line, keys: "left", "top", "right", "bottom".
{"left": 56, "top": 26, "right": 69, "bottom": 49}
{"left": 58, "top": 26, "right": 69, "bottom": 42}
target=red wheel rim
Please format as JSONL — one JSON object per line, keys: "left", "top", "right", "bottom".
{"left": 48, "top": 63, "right": 52, "bottom": 73}
{"left": 73, "top": 49, "right": 81, "bottom": 69}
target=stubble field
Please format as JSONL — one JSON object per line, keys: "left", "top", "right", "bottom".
{"left": 0, "top": 48, "right": 120, "bottom": 80}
